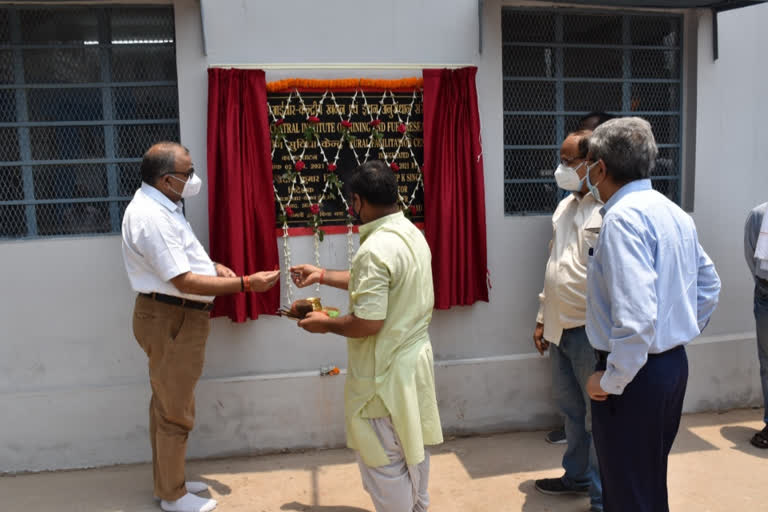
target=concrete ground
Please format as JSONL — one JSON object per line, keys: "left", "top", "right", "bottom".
{"left": 1, "top": 408, "right": 767, "bottom": 512}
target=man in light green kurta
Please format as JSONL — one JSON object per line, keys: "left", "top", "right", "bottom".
{"left": 291, "top": 160, "right": 442, "bottom": 512}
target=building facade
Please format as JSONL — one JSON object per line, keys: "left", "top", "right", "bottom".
{"left": 0, "top": 0, "right": 765, "bottom": 472}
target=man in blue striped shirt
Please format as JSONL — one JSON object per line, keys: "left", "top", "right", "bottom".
{"left": 582, "top": 117, "right": 721, "bottom": 512}
{"left": 743, "top": 203, "right": 768, "bottom": 448}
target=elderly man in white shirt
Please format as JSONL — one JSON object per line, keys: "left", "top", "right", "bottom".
{"left": 122, "top": 142, "right": 280, "bottom": 512}
{"left": 533, "top": 130, "right": 603, "bottom": 512}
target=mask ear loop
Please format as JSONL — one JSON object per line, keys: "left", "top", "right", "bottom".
{"left": 586, "top": 160, "right": 602, "bottom": 186}
{"left": 166, "top": 174, "right": 186, "bottom": 198}
{"left": 574, "top": 160, "right": 588, "bottom": 189}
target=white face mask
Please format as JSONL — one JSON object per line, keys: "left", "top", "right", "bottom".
{"left": 554, "top": 161, "right": 586, "bottom": 191}
{"left": 169, "top": 173, "right": 202, "bottom": 198}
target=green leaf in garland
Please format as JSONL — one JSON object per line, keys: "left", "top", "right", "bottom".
{"left": 318, "top": 229, "right": 325, "bottom": 242}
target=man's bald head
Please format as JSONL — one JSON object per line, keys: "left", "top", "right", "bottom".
{"left": 140, "top": 142, "right": 189, "bottom": 185}
{"left": 561, "top": 129, "right": 591, "bottom": 160}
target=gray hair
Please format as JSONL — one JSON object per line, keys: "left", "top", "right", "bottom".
{"left": 140, "top": 142, "right": 189, "bottom": 185}
{"left": 587, "top": 117, "right": 658, "bottom": 185}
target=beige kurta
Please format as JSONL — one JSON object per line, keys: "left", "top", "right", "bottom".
{"left": 345, "top": 212, "right": 443, "bottom": 467}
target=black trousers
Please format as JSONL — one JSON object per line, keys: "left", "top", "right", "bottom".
{"left": 591, "top": 345, "right": 688, "bottom": 512}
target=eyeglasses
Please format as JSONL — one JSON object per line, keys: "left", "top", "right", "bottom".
{"left": 163, "top": 168, "right": 195, "bottom": 178}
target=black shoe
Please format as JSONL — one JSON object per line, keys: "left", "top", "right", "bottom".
{"left": 750, "top": 424, "right": 768, "bottom": 449}
{"left": 534, "top": 477, "right": 590, "bottom": 496}
{"left": 545, "top": 428, "right": 567, "bottom": 444}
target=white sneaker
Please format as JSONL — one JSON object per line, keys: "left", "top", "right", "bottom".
{"left": 154, "top": 482, "right": 209, "bottom": 500}
{"left": 185, "top": 482, "right": 209, "bottom": 494}
{"left": 160, "top": 492, "right": 217, "bottom": 512}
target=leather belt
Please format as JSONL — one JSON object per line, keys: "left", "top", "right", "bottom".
{"left": 139, "top": 292, "right": 213, "bottom": 312}
{"left": 595, "top": 345, "right": 683, "bottom": 365}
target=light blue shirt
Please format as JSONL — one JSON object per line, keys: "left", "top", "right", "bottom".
{"left": 586, "top": 179, "right": 721, "bottom": 395}
{"left": 743, "top": 202, "right": 768, "bottom": 282}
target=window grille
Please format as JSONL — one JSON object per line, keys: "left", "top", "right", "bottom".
{"left": 502, "top": 8, "right": 683, "bottom": 215}
{"left": 0, "top": 6, "right": 179, "bottom": 239}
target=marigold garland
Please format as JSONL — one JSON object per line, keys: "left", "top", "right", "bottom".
{"left": 266, "top": 77, "right": 423, "bottom": 93}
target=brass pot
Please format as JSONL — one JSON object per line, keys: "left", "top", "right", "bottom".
{"left": 305, "top": 297, "right": 323, "bottom": 311}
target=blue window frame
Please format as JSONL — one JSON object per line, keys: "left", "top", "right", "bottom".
{"left": 502, "top": 8, "right": 683, "bottom": 215}
{"left": 0, "top": 5, "right": 179, "bottom": 238}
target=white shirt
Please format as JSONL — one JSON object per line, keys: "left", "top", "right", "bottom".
{"left": 537, "top": 192, "right": 603, "bottom": 344}
{"left": 121, "top": 183, "right": 216, "bottom": 302}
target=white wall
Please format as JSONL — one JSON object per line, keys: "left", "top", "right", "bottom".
{"left": 1, "top": 0, "right": 766, "bottom": 473}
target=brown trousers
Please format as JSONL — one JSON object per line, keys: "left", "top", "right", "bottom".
{"left": 132, "top": 294, "right": 211, "bottom": 501}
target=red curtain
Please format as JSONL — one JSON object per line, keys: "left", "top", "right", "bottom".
{"left": 207, "top": 68, "right": 280, "bottom": 322}
{"left": 422, "top": 67, "right": 489, "bottom": 309}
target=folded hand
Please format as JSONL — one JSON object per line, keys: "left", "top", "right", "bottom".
{"left": 587, "top": 371, "right": 609, "bottom": 401}
{"left": 248, "top": 270, "right": 281, "bottom": 292}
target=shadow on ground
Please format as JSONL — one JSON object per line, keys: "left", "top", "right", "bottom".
{"left": 281, "top": 502, "right": 370, "bottom": 512}
{"left": 720, "top": 425, "right": 768, "bottom": 459}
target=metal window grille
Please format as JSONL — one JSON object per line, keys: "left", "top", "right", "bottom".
{"left": 502, "top": 8, "right": 683, "bottom": 215}
{"left": 0, "top": 6, "right": 179, "bottom": 239}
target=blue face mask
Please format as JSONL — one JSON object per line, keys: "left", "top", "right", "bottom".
{"left": 585, "top": 160, "right": 603, "bottom": 203}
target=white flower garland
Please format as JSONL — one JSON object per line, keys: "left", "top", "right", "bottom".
{"left": 270, "top": 88, "right": 425, "bottom": 306}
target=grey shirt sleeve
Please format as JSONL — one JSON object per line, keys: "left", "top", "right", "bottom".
{"left": 745, "top": 203, "right": 768, "bottom": 280}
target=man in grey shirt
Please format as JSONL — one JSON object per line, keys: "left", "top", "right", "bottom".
{"left": 744, "top": 203, "right": 768, "bottom": 448}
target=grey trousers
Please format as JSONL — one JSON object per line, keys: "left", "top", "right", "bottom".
{"left": 356, "top": 417, "right": 430, "bottom": 512}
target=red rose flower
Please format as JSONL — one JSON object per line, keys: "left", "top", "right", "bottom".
{"left": 348, "top": 206, "right": 356, "bottom": 216}
{"left": 340, "top": 120, "right": 352, "bottom": 128}
{"left": 409, "top": 205, "right": 417, "bottom": 216}
{"left": 369, "top": 119, "right": 381, "bottom": 127}
{"left": 285, "top": 206, "right": 294, "bottom": 217}
{"left": 295, "top": 160, "right": 305, "bottom": 172}
{"left": 310, "top": 204, "right": 320, "bottom": 215}
{"left": 327, "top": 163, "right": 337, "bottom": 172}
{"left": 390, "top": 162, "right": 400, "bottom": 172}
{"left": 398, "top": 123, "right": 407, "bottom": 134}
{"left": 308, "top": 116, "right": 320, "bottom": 123}
{"left": 275, "top": 118, "right": 285, "bottom": 126}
